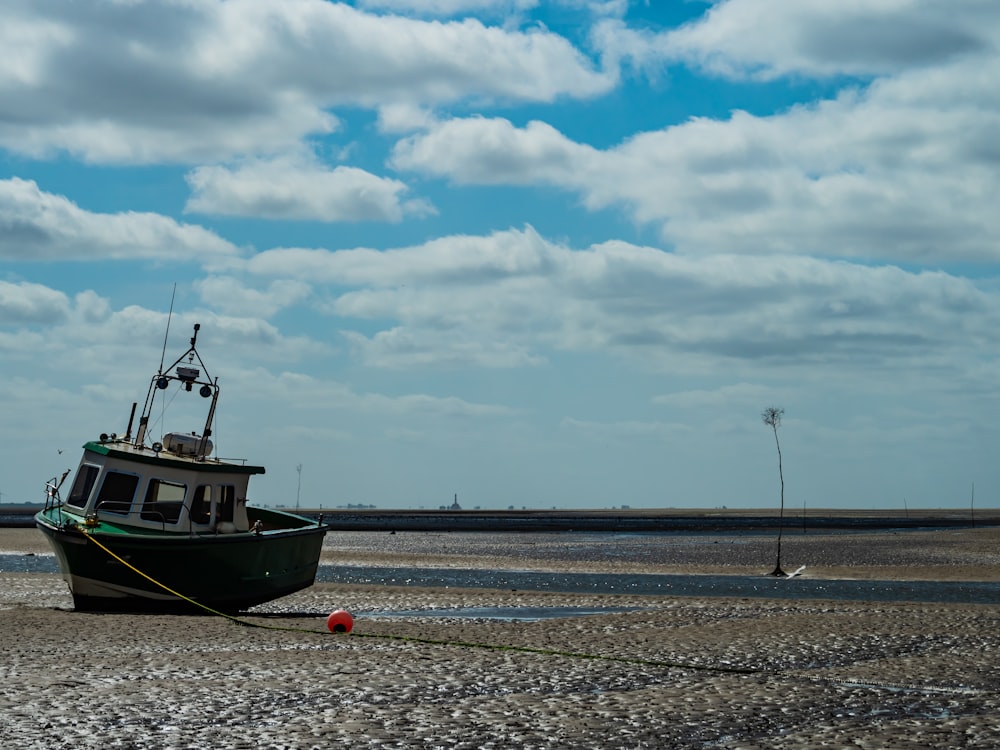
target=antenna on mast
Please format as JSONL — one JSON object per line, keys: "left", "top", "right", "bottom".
{"left": 159, "top": 283, "right": 177, "bottom": 374}
{"left": 137, "top": 284, "right": 177, "bottom": 448}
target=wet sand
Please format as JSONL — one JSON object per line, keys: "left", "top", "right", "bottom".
{"left": 2, "top": 525, "right": 1000, "bottom": 748}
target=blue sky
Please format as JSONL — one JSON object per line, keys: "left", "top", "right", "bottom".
{"left": 2, "top": 0, "right": 998, "bottom": 510}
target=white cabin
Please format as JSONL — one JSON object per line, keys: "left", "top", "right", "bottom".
{"left": 63, "top": 438, "right": 265, "bottom": 534}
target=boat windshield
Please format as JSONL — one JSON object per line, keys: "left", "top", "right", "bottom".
{"left": 140, "top": 478, "right": 187, "bottom": 524}
{"left": 66, "top": 465, "right": 100, "bottom": 509}
{"left": 96, "top": 471, "right": 139, "bottom": 515}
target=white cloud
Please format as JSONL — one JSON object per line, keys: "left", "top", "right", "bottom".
{"left": 357, "top": 0, "right": 627, "bottom": 21}
{"left": 0, "top": 178, "right": 238, "bottom": 261}
{"left": 0, "top": 10, "right": 72, "bottom": 89}
{"left": 652, "top": 383, "right": 773, "bottom": 410}
{"left": 597, "top": 0, "right": 999, "bottom": 80}
{"left": 0, "top": 286, "right": 324, "bottom": 388}
{"left": 560, "top": 416, "right": 690, "bottom": 441}
{"left": 357, "top": 0, "right": 539, "bottom": 17}
{"left": 0, "top": 0, "right": 613, "bottom": 164}
{"left": 2, "top": 1, "right": 998, "bottom": 511}
{"left": 392, "top": 117, "right": 591, "bottom": 185}
{"left": 342, "top": 327, "right": 546, "bottom": 369}
{"left": 74, "top": 289, "right": 112, "bottom": 324}
{"left": 390, "top": 58, "right": 1000, "bottom": 264}
{"left": 0, "top": 280, "right": 70, "bottom": 325}
{"left": 377, "top": 103, "right": 439, "bottom": 135}
{"left": 229, "top": 227, "right": 1000, "bottom": 375}
{"left": 232, "top": 368, "right": 517, "bottom": 420}
{"left": 185, "top": 157, "right": 435, "bottom": 222}
{"left": 241, "top": 226, "right": 554, "bottom": 285}
{"left": 194, "top": 276, "right": 313, "bottom": 317}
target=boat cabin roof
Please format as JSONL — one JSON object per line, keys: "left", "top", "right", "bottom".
{"left": 84, "top": 440, "right": 265, "bottom": 476}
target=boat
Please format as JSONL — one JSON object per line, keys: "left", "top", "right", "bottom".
{"left": 35, "top": 323, "right": 327, "bottom": 613}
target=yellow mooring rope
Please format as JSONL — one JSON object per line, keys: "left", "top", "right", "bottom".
{"left": 78, "top": 526, "right": 321, "bottom": 634}
{"left": 78, "top": 525, "right": 765, "bottom": 675}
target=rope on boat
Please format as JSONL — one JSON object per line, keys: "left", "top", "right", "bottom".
{"left": 78, "top": 528, "right": 251, "bottom": 625}
{"left": 78, "top": 526, "right": 337, "bottom": 637}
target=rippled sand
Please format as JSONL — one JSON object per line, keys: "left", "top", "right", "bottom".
{"left": 3, "top": 525, "right": 1000, "bottom": 748}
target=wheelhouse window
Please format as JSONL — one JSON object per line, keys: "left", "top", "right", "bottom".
{"left": 95, "top": 471, "right": 139, "bottom": 515}
{"left": 140, "top": 479, "right": 187, "bottom": 524}
{"left": 66, "top": 465, "right": 100, "bottom": 509}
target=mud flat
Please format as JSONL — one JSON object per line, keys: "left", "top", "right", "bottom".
{"left": 2, "top": 525, "right": 999, "bottom": 748}
{"left": 316, "top": 523, "right": 1000, "bottom": 582}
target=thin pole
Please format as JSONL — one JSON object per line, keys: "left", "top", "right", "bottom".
{"left": 296, "top": 464, "right": 303, "bottom": 511}
{"left": 762, "top": 406, "right": 786, "bottom": 577}
{"left": 159, "top": 283, "right": 177, "bottom": 374}
{"left": 772, "top": 422, "right": 785, "bottom": 576}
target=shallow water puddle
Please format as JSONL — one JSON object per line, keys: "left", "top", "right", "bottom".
{"left": 321, "top": 564, "right": 1000, "bottom": 604}
{"left": 6, "top": 554, "right": 1000, "bottom": 605}
{"left": 0, "top": 553, "right": 55, "bottom": 573}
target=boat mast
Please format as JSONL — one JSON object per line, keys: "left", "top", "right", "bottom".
{"left": 133, "top": 323, "right": 221, "bottom": 460}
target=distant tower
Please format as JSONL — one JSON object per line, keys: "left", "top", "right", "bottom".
{"left": 450, "top": 493, "right": 461, "bottom": 511}
{"left": 296, "top": 464, "right": 303, "bottom": 511}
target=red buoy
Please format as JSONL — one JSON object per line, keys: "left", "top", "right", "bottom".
{"left": 327, "top": 609, "right": 353, "bottom": 633}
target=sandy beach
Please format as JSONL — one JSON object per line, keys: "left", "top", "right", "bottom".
{"left": 2, "top": 525, "right": 999, "bottom": 748}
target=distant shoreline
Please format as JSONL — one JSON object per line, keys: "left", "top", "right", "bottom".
{"left": 304, "top": 507, "right": 998, "bottom": 533}
{"left": 4, "top": 505, "right": 995, "bottom": 532}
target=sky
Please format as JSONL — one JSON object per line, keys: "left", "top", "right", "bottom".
{"left": 1, "top": 0, "right": 998, "bottom": 511}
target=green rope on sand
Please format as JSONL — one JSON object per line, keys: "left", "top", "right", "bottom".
{"left": 80, "top": 527, "right": 760, "bottom": 674}
{"left": 348, "top": 631, "right": 763, "bottom": 675}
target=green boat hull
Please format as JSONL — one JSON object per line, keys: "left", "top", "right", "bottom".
{"left": 36, "top": 507, "right": 327, "bottom": 613}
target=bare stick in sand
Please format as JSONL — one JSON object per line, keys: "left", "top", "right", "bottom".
{"left": 762, "top": 406, "right": 786, "bottom": 577}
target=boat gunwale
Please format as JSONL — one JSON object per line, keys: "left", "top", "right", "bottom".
{"left": 35, "top": 506, "right": 326, "bottom": 542}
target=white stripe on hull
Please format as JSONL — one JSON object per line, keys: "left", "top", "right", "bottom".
{"left": 67, "top": 573, "right": 178, "bottom": 602}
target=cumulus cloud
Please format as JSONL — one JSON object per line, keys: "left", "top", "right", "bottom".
{"left": 377, "top": 103, "right": 439, "bottom": 135}
{"left": 392, "top": 117, "right": 591, "bottom": 185}
{"left": 0, "top": 0, "right": 612, "bottom": 164}
{"left": 357, "top": 0, "right": 540, "bottom": 17}
{"left": 390, "top": 59, "right": 1000, "bottom": 264}
{"left": 0, "top": 178, "right": 238, "bottom": 261}
{"left": 228, "top": 227, "right": 1000, "bottom": 372}
{"left": 241, "top": 226, "right": 554, "bottom": 285}
{"left": 595, "top": 0, "right": 998, "bottom": 80}
{"left": 652, "top": 382, "right": 773, "bottom": 410}
{"left": 2, "top": 1, "right": 998, "bottom": 509}
{"left": 234, "top": 368, "right": 517, "bottom": 419}
{"left": 185, "top": 157, "right": 435, "bottom": 222}
{"left": 194, "top": 276, "right": 313, "bottom": 317}
{"left": 0, "top": 284, "right": 321, "bottom": 378}
{"left": 358, "top": 0, "right": 627, "bottom": 21}
{"left": 0, "top": 280, "right": 70, "bottom": 325}
{"left": 342, "top": 327, "right": 546, "bottom": 369}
